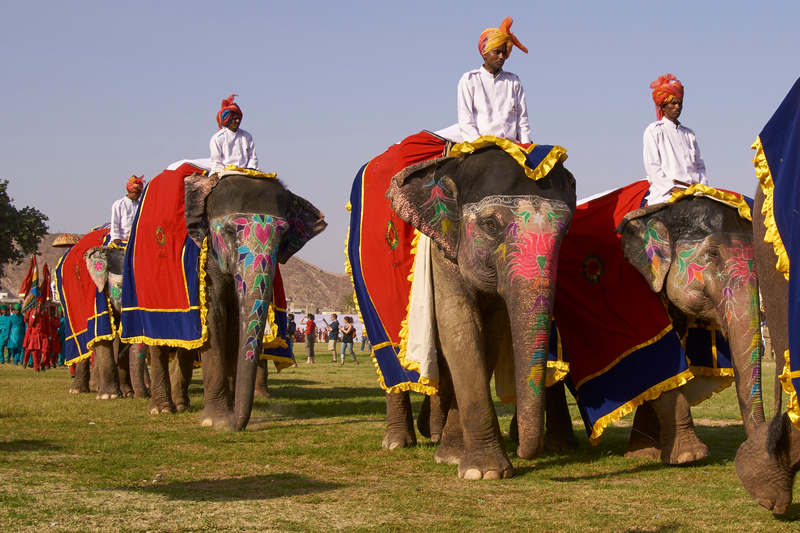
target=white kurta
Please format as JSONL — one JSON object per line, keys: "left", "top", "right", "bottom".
{"left": 209, "top": 128, "right": 260, "bottom": 172}
{"left": 457, "top": 67, "right": 531, "bottom": 143}
{"left": 643, "top": 118, "right": 707, "bottom": 204}
{"left": 110, "top": 197, "right": 140, "bottom": 241}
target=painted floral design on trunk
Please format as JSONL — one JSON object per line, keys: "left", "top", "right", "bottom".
{"left": 210, "top": 213, "right": 287, "bottom": 362}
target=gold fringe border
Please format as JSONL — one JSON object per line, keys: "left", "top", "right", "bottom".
{"left": 589, "top": 369, "right": 694, "bottom": 444}
{"left": 546, "top": 360, "right": 570, "bottom": 388}
{"left": 668, "top": 183, "right": 752, "bottom": 221}
{"left": 778, "top": 349, "right": 800, "bottom": 429}
{"left": 752, "top": 136, "right": 790, "bottom": 280}
{"left": 448, "top": 136, "right": 568, "bottom": 181}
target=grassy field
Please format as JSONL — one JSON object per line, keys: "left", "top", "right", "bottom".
{"left": 0, "top": 346, "right": 797, "bottom": 532}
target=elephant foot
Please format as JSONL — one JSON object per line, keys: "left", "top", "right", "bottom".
{"left": 200, "top": 412, "right": 234, "bottom": 430}
{"left": 661, "top": 433, "right": 709, "bottom": 465}
{"left": 120, "top": 385, "right": 135, "bottom": 398}
{"left": 174, "top": 401, "right": 189, "bottom": 413}
{"left": 735, "top": 414, "right": 798, "bottom": 516}
{"left": 624, "top": 446, "right": 661, "bottom": 460}
{"left": 456, "top": 450, "right": 514, "bottom": 480}
{"left": 382, "top": 427, "right": 417, "bottom": 450}
{"left": 254, "top": 387, "right": 271, "bottom": 399}
{"left": 148, "top": 398, "right": 176, "bottom": 415}
{"left": 544, "top": 428, "right": 580, "bottom": 453}
{"left": 625, "top": 402, "right": 662, "bottom": 460}
{"left": 96, "top": 392, "right": 119, "bottom": 400}
{"left": 69, "top": 386, "right": 90, "bottom": 394}
{"left": 133, "top": 389, "right": 151, "bottom": 399}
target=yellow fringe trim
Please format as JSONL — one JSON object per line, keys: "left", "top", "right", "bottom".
{"left": 343, "top": 195, "right": 438, "bottom": 396}
{"left": 220, "top": 165, "right": 277, "bottom": 179}
{"left": 777, "top": 348, "right": 800, "bottom": 430}
{"left": 589, "top": 368, "right": 695, "bottom": 444}
{"left": 66, "top": 351, "right": 93, "bottom": 366}
{"left": 448, "top": 136, "right": 568, "bottom": 181}
{"left": 752, "top": 136, "right": 790, "bottom": 281}
{"left": 396, "top": 230, "right": 423, "bottom": 375}
{"left": 668, "top": 183, "right": 752, "bottom": 221}
{"left": 546, "top": 360, "right": 570, "bottom": 388}
{"left": 120, "top": 237, "right": 210, "bottom": 350}
{"left": 86, "top": 292, "right": 118, "bottom": 351}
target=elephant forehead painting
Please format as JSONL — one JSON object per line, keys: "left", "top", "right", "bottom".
{"left": 462, "top": 195, "right": 571, "bottom": 283}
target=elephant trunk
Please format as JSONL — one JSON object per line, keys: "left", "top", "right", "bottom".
{"left": 232, "top": 290, "right": 274, "bottom": 431}
{"left": 719, "top": 280, "right": 765, "bottom": 436}
{"left": 502, "top": 273, "right": 558, "bottom": 460}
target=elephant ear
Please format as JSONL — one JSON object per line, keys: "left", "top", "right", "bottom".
{"left": 386, "top": 156, "right": 460, "bottom": 259}
{"left": 184, "top": 172, "right": 220, "bottom": 249}
{"left": 616, "top": 204, "right": 673, "bottom": 293}
{"left": 84, "top": 246, "right": 111, "bottom": 292}
{"left": 276, "top": 192, "right": 327, "bottom": 264}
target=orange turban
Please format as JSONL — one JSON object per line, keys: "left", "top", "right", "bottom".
{"left": 478, "top": 17, "right": 528, "bottom": 57}
{"left": 650, "top": 74, "right": 684, "bottom": 120}
{"left": 127, "top": 175, "right": 146, "bottom": 193}
{"left": 216, "top": 94, "right": 243, "bottom": 129}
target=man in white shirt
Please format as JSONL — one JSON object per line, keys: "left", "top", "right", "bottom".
{"left": 643, "top": 74, "right": 707, "bottom": 204}
{"left": 209, "top": 94, "right": 260, "bottom": 173}
{"left": 110, "top": 175, "right": 145, "bottom": 245}
{"left": 457, "top": 16, "right": 531, "bottom": 144}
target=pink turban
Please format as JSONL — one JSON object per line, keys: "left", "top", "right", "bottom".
{"left": 127, "top": 175, "right": 146, "bottom": 193}
{"left": 478, "top": 17, "right": 528, "bottom": 57}
{"left": 216, "top": 94, "right": 243, "bottom": 129}
{"left": 650, "top": 74, "right": 685, "bottom": 120}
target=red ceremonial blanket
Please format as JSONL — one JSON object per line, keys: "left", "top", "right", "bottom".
{"left": 553, "top": 181, "right": 672, "bottom": 387}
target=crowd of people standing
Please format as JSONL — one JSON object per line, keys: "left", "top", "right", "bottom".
{"left": 0, "top": 300, "right": 66, "bottom": 372}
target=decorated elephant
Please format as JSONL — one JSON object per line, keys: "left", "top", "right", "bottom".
{"left": 735, "top": 78, "right": 800, "bottom": 515}
{"left": 614, "top": 191, "right": 764, "bottom": 462}
{"left": 352, "top": 133, "right": 577, "bottom": 479}
{"left": 171, "top": 169, "right": 326, "bottom": 430}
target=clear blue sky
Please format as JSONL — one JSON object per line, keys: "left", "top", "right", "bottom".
{"left": 2, "top": 1, "right": 798, "bottom": 273}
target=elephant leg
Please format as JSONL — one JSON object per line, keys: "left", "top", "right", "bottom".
{"left": 128, "top": 343, "right": 150, "bottom": 399}
{"left": 148, "top": 345, "right": 176, "bottom": 414}
{"left": 650, "top": 388, "right": 708, "bottom": 465}
{"left": 736, "top": 413, "right": 800, "bottom": 515}
{"left": 116, "top": 339, "right": 135, "bottom": 398}
{"left": 89, "top": 356, "right": 99, "bottom": 392}
{"left": 143, "top": 361, "right": 151, "bottom": 388}
{"left": 200, "top": 299, "right": 237, "bottom": 429}
{"left": 625, "top": 402, "right": 662, "bottom": 459}
{"left": 94, "top": 340, "right": 121, "bottom": 400}
{"left": 423, "top": 358, "right": 452, "bottom": 444}
{"left": 383, "top": 390, "right": 416, "bottom": 450}
{"left": 434, "top": 398, "right": 465, "bottom": 465}
{"left": 69, "top": 359, "right": 91, "bottom": 394}
{"left": 254, "top": 359, "right": 270, "bottom": 398}
{"left": 170, "top": 349, "right": 194, "bottom": 411}
{"left": 544, "top": 380, "right": 579, "bottom": 452}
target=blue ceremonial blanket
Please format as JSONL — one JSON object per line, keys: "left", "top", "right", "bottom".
{"left": 55, "top": 229, "right": 115, "bottom": 364}
{"left": 752, "top": 76, "right": 800, "bottom": 430}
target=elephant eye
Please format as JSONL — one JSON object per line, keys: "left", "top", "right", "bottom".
{"left": 480, "top": 218, "right": 499, "bottom": 235}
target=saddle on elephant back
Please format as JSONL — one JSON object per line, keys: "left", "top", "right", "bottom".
{"left": 345, "top": 130, "right": 569, "bottom": 394}
{"left": 548, "top": 181, "right": 755, "bottom": 443}
{"left": 55, "top": 227, "right": 115, "bottom": 365}
{"left": 118, "top": 162, "right": 295, "bottom": 371}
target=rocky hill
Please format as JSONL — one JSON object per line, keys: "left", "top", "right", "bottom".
{"left": 0, "top": 234, "right": 353, "bottom": 310}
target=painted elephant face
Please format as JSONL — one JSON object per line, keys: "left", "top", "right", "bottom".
{"left": 460, "top": 196, "right": 572, "bottom": 292}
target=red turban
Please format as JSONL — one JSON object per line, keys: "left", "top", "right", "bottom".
{"left": 650, "top": 74, "right": 684, "bottom": 120}
{"left": 217, "top": 94, "right": 243, "bottom": 129}
{"left": 478, "top": 17, "right": 528, "bottom": 57}
{"left": 127, "top": 175, "right": 146, "bottom": 193}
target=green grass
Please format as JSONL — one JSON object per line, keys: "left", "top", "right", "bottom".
{"left": 0, "top": 348, "right": 797, "bottom": 532}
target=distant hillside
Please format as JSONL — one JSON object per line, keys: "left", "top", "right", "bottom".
{"left": 0, "top": 234, "right": 354, "bottom": 310}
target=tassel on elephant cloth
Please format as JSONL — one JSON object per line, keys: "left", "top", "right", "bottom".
{"left": 55, "top": 229, "right": 116, "bottom": 365}
{"left": 345, "top": 131, "right": 567, "bottom": 394}
{"left": 752, "top": 77, "right": 800, "bottom": 430}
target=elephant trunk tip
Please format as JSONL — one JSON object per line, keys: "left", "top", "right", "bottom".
{"left": 516, "top": 440, "right": 543, "bottom": 461}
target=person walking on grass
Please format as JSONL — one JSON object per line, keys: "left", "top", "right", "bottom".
{"left": 287, "top": 314, "right": 298, "bottom": 367}
{"left": 339, "top": 316, "right": 359, "bottom": 366}
{"left": 323, "top": 313, "right": 340, "bottom": 363}
{"left": 301, "top": 313, "right": 316, "bottom": 364}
